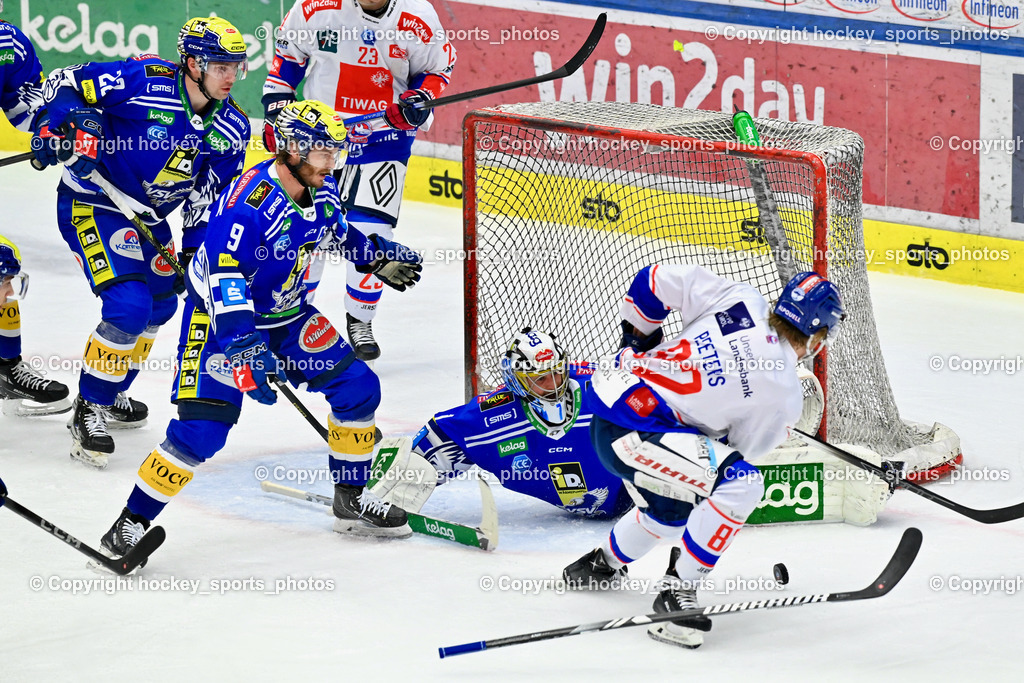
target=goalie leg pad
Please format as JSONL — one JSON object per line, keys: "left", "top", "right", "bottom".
{"left": 367, "top": 436, "right": 436, "bottom": 513}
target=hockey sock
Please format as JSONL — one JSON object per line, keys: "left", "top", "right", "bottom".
{"left": 344, "top": 216, "right": 393, "bottom": 319}
{"left": 118, "top": 325, "right": 159, "bottom": 393}
{"left": 601, "top": 507, "right": 690, "bottom": 568}
{"left": 0, "top": 301, "right": 20, "bottom": 359}
{"left": 328, "top": 414, "right": 376, "bottom": 487}
{"left": 81, "top": 321, "right": 138, "bottom": 405}
{"left": 674, "top": 461, "right": 765, "bottom": 581}
{"left": 126, "top": 442, "right": 197, "bottom": 520}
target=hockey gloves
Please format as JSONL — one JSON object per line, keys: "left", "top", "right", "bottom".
{"left": 383, "top": 89, "right": 432, "bottom": 131}
{"left": 30, "top": 114, "right": 61, "bottom": 170}
{"left": 36, "top": 109, "right": 104, "bottom": 176}
{"left": 225, "top": 333, "right": 278, "bottom": 405}
{"left": 262, "top": 94, "right": 295, "bottom": 154}
{"left": 620, "top": 321, "right": 664, "bottom": 353}
{"left": 356, "top": 234, "right": 423, "bottom": 291}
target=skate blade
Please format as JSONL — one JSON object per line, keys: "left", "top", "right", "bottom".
{"left": 332, "top": 517, "right": 412, "bottom": 538}
{"left": 106, "top": 417, "right": 147, "bottom": 430}
{"left": 647, "top": 622, "right": 703, "bottom": 649}
{"left": 69, "top": 445, "right": 109, "bottom": 469}
{"left": 2, "top": 397, "right": 73, "bottom": 416}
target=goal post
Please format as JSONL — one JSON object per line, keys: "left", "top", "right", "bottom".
{"left": 462, "top": 101, "right": 958, "bottom": 465}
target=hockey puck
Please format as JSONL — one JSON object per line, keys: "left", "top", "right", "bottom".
{"left": 773, "top": 562, "right": 790, "bottom": 585}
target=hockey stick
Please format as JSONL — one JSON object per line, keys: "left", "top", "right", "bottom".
{"left": 795, "top": 430, "right": 1024, "bottom": 523}
{"left": 260, "top": 479, "right": 498, "bottom": 551}
{"left": 0, "top": 476, "right": 166, "bottom": 575}
{"left": 0, "top": 151, "right": 36, "bottom": 168}
{"left": 343, "top": 13, "right": 607, "bottom": 128}
{"left": 731, "top": 110, "right": 798, "bottom": 286}
{"left": 88, "top": 172, "right": 186, "bottom": 277}
{"left": 438, "top": 527, "right": 921, "bottom": 657}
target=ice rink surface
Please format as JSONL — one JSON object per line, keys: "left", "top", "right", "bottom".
{"left": 1, "top": 166, "right": 1022, "bottom": 681}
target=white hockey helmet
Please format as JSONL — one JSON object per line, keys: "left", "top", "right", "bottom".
{"left": 499, "top": 328, "right": 569, "bottom": 403}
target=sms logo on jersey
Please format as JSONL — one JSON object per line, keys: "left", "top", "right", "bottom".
{"left": 299, "top": 315, "right": 340, "bottom": 353}
{"left": 109, "top": 228, "right": 143, "bottom": 261}
{"left": 398, "top": 12, "right": 433, "bottom": 43}
{"left": 548, "top": 462, "right": 588, "bottom": 505}
{"left": 219, "top": 278, "right": 247, "bottom": 306}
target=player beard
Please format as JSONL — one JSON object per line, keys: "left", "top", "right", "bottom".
{"left": 297, "top": 161, "right": 332, "bottom": 189}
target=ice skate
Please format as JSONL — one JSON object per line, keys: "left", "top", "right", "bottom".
{"left": 332, "top": 483, "right": 411, "bottom": 538}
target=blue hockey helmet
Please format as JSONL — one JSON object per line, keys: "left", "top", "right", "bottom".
{"left": 274, "top": 100, "right": 348, "bottom": 163}
{"left": 178, "top": 17, "right": 248, "bottom": 78}
{"left": 774, "top": 272, "right": 845, "bottom": 339}
{"left": 0, "top": 235, "right": 28, "bottom": 300}
{"left": 500, "top": 328, "right": 570, "bottom": 403}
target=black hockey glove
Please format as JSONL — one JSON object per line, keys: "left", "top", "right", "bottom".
{"left": 356, "top": 234, "right": 422, "bottom": 291}
{"left": 56, "top": 108, "right": 104, "bottom": 176}
{"left": 383, "top": 89, "right": 432, "bottom": 130}
{"left": 619, "top": 321, "right": 663, "bottom": 353}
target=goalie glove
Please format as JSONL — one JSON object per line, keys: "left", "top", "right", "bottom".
{"left": 619, "top": 321, "right": 663, "bottom": 353}
{"left": 356, "top": 233, "right": 422, "bottom": 291}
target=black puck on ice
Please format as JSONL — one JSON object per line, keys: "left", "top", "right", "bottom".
{"left": 773, "top": 562, "right": 790, "bottom": 585}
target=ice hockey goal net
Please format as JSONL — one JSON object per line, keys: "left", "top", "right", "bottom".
{"left": 463, "top": 102, "right": 952, "bottom": 459}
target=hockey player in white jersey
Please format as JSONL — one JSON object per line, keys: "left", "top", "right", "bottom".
{"left": 263, "top": 0, "right": 455, "bottom": 360}
{"left": 563, "top": 265, "right": 845, "bottom": 648}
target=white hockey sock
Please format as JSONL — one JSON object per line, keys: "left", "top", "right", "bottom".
{"left": 674, "top": 472, "right": 764, "bottom": 580}
{"left": 602, "top": 507, "right": 686, "bottom": 568}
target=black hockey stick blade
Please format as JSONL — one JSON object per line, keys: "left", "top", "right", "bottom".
{"left": 0, "top": 484, "right": 165, "bottom": 575}
{"left": 112, "top": 526, "right": 167, "bottom": 575}
{"left": 417, "top": 13, "right": 606, "bottom": 110}
{"left": 438, "top": 528, "right": 921, "bottom": 658}
{"left": 796, "top": 430, "right": 1024, "bottom": 524}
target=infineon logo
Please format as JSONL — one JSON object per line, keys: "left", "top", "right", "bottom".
{"left": 891, "top": 0, "right": 953, "bottom": 21}
{"left": 962, "top": 0, "right": 1021, "bottom": 28}
{"left": 498, "top": 436, "right": 527, "bottom": 457}
{"left": 747, "top": 463, "right": 823, "bottom": 524}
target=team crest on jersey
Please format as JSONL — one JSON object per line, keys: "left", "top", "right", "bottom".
{"left": 141, "top": 180, "right": 192, "bottom": 206}
{"left": 244, "top": 180, "right": 274, "bottom": 210}
{"left": 548, "top": 462, "right": 588, "bottom": 505}
{"left": 109, "top": 228, "right": 143, "bottom": 260}
{"left": 317, "top": 28, "right": 338, "bottom": 53}
{"left": 715, "top": 301, "right": 754, "bottom": 336}
{"left": 299, "top": 315, "right": 340, "bottom": 353}
{"left": 478, "top": 391, "right": 514, "bottom": 412}
{"left": 361, "top": 28, "right": 376, "bottom": 46}
{"left": 348, "top": 122, "right": 372, "bottom": 144}
{"left": 144, "top": 64, "right": 175, "bottom": 79}
{"left": 564, "top": 487, "right": 610, "bottom": 517}
{"left": 370, "top": 69, "right": 392, "bottom": 88}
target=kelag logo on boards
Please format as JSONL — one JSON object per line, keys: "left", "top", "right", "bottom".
{"left": 825, "top": 0, "right": 880, "bottom": 14}
{"left": 962, "top": 0, "right": 1022, "bottom": 28}
{"left": 891, "top": 0, "right": 954, "bottom": 21}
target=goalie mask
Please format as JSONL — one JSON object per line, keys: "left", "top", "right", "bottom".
{"left": 500, "top": 328, "right": 570, "bottom": 410}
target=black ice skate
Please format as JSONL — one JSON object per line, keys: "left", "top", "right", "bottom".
{"left": 67, "top": 396, "right": 114, "bottom": 468}
{"left": 562, "top": 547, "right": 628, "bottom": 589}
{"left": 99, "top": 507, "right": 152, "bottom": 569}
{"left": 0, "top": 357, "right": 71, "bottom": 416}
{"left": 107, "top": 391, "right": 148, "bottom": 429}
{"left": 332, "top": 483, "right": 411, "bottom": 538}
{"left": 346, "top": 313, "right": 380, "bottom": 361}
{"left": 648, "top": 547, "right": 712, "bottom": 649}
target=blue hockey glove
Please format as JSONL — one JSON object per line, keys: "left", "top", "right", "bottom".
{"left": 383, "top": 89, "right": 431, "bottom": 131}
{"left": 356, "top": 234, "right": 422, "bottom": 291}
{"left": 30, "top": 114, "right": 61, "bottom": 170}
{"left": 56, "top": 109, "right": 103, "bottom": 176}
{"left": 620, "top": 321, "right": 663, "bottom": 353}
{"left": 225, "top": 333, "right": 278, "bottom": 405}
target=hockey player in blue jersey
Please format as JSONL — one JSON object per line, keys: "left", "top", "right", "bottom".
{"left": 562, "top": 265, "right": 844, "bottom": 648}
{"left": 0, "top": 17, "right": 72, "bottom": 416}
{"left": 411, "top": 328, "right": 633, "bottom": 519}
{"left": 31, "top": 17, "right": 251, "bottom": 467}
{"left": 96, "top": 100, "right": 423, "bottom": 561}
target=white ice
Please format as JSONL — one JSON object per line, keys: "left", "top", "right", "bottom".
{"left": 1, "top": 165, "right": 1022, "bottom": 681}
